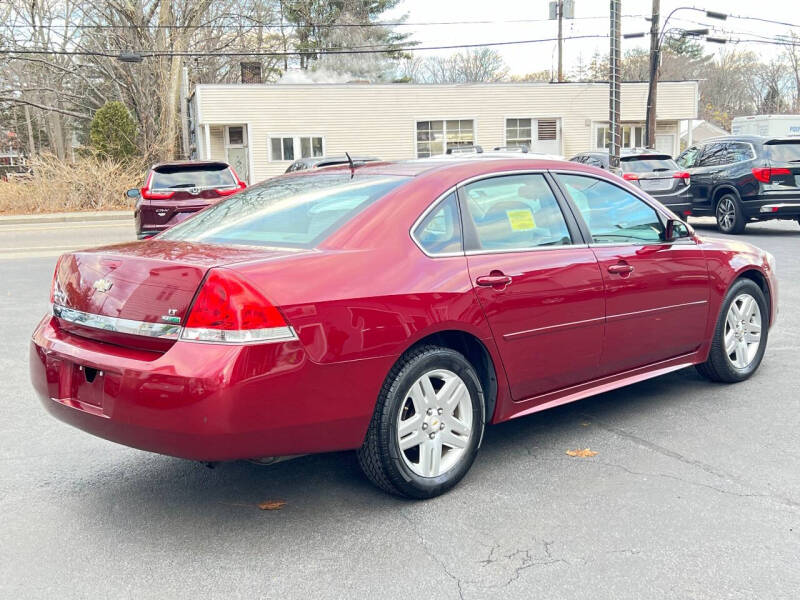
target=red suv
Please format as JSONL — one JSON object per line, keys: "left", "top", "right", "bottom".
{"left": 131, "top": 161, "right": 246, "bottom": 239}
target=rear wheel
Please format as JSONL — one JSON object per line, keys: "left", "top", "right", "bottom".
{"left": 357, "top": 345, "right": 484, "bottom": 498}
{"left": 696, "top": 278, "right": 768, "bottom": 383}
{"left": 715, "top": 194, "right": 746, "bottom": 234}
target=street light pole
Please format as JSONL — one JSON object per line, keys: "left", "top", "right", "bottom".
{"left": 645, "top": 0, "right": 660, "bottom": 149}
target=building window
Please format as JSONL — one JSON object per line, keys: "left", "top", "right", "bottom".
{"left": 506, "top": 118, "right": 532, "bottom": 148}
{"left": 416, "top": 119, "right": 474, "bottom": 158}
{"left": 270, "top": 135, "right": 325, "bottom": 161}
{"left": 595, "top": 124, "right": 645, "bottom": 150}
{"left": 227, "top": 126, "right": 245, "bottom": 146}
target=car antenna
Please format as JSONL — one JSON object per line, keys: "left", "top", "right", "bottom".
{"left": 345, "top": 152, "right": 355, "bottom": 178}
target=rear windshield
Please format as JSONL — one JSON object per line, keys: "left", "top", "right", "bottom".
{"left": 159, "top": 173, "right": 409, "bottom": 249}
{"left": 765, "top": 142, "right": 800, "bottom": 163}
{"left": 620, "top": 156, "right": 677, "bottom": 173}
{"left": 151, "top": 164, "right": 236, "bottom": 190}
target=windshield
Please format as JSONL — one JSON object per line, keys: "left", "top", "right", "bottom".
{"left": 765, "top": 142, "right": 800, "bottom": 163}
{"left": 159, "top": 173, "right": 409, "bottom": 249}
{"left": 621, "top": 156, "right": 677, "bottom": 173}
{"left": 151, "top": 165, "right": 236, "bottom": 189}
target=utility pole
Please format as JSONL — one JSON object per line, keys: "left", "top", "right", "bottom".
{"left": 557, "top": 0, "right": 564, "bottom": 82}
{"left": 609, "top": 0, "right": 621, "bottom": 169}
{"left": 645, "top": 0, "right": 660, "bottom": 149}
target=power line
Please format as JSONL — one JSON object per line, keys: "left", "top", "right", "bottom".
{"left": 0, "top": 34, "right": 611, "bottom": 58}
{"left": 0, "top": 14, "right": 649, "bottom": 30}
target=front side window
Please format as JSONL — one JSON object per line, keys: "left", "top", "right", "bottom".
{"left": 416, "top": 120, "right": 474, "bottom": 158}
{"left": 413, "top": 193, "right": 462, "bottom": 255}
{"left": 462, "top": 174, "right": 572, "bottom": 251}
{"left": 270, "top": 135, "right": 324, "bottom": 161}
{"left": 676, "top": 146, "right": 700, "bottom": 168}
{"left": 698, "top": 143, "right": 730, "bottom": 167}
{"left": 160, "top": 173, "right": 409, "bottom": 249}
{"left": 558, "top": 174, "right": 663, "bottom": 244}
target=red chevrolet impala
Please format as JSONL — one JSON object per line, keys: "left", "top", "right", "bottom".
{"left": 30, "top": 159, "right": 777, "bottom": 498}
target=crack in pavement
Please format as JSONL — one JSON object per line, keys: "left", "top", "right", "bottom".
{"left": 581, "top": 414, "right": 800, "bottom": 510}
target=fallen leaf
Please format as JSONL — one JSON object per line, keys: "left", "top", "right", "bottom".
{"left": 566, "top": 448, "right": 598, "bottom": 458}
{"left": 258, "top": 500, "right": 287, "bottom": 511}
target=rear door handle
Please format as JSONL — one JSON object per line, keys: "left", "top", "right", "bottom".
{"left": 607, "top": 264, "right": 634, "bottom": 275}
{"left": 476, "top": 274, "right": 512, "bottom": 287}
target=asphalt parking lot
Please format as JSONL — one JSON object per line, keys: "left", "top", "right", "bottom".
{"left": 1, "top": 217, "right": 798, "bottom": 599}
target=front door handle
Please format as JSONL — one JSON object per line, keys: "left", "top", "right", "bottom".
{"left": 476, "top": 273, "right": 512, "bottom": 287}
{"left": 607, "top": 263, "right": 634, "bottom": 275}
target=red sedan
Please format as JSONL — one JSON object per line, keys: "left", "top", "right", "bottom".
{"left": 30, "top": 159, "right": 777, "bottom": 498}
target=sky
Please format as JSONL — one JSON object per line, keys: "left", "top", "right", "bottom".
{"left": 384, "top": 0, "right": 799, "bottom": 77}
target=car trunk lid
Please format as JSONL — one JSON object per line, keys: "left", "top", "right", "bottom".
{"left": 52, "top": 241, "right": 303, "bottom": 351}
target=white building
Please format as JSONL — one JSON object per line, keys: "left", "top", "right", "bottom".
{"left": 188, "top": 80, "right": 699, "bottom": 184}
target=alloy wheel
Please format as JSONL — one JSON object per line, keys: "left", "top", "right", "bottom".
{"left": 724, "top": 293, "right": 762, "bottom": 369}
{"left": 717, "top": 197, "right": 736, "bottom": 232}
{"left": 396, "top": 369, "right": 473, "bottom": 478}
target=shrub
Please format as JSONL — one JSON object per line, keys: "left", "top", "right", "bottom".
{"left": 89, "top": 101, "right": 138, "bottom": 160}
{"left": 0, "top": 154, "right": 145, "bottom": 214}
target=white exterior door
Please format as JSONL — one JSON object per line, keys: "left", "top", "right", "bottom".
{"left": 655, "top": 134, "right": 675, "bottom": 157}
{"left": 225, "top": 125, "right": 249, "bottom": 183}
{"left": 530, "top": 118, "right": 561, "bottom": 155}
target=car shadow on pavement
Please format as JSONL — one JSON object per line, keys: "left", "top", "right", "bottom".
{"left": 69, "top": 366, "right": 713, "bottom": 540}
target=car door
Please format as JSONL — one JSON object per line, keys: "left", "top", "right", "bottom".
{"left": 688, "top": 143, "right": 730, "bottom": 213}
{"left": 554, "top": 173, "right": 710, "bottom": 376}
{"left": 460, "top": 172, "right": 606, "bottom": 400}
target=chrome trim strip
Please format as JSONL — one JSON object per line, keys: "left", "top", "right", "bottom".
{"left": 606, "top": 299, "right": 708, "bottom": 323}
{"left": 503, "top": 315, "right": 605, "bottom": 340}
{"left": 53, "top": 305, "right": 299, "bottom": 345}
{"left": 53, "top": 305, "right": 181, "bottom": 339}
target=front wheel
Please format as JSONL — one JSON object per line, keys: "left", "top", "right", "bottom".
{"left": 696, "top": 278, "right": 768, "bottom": 383}
{"left": 715, "top": 194, "right": 746, "bottom": 234}
{"left": 357, "top": 345, "right": 485, "bottom": 498}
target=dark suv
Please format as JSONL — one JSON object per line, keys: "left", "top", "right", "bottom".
{"left": 130, "top": 161, "right": 246, "bottom": 239}
{"left": 676, "top": 136, "right": 800, "bottom": 233}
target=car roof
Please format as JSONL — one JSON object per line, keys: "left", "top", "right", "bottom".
{"left": 696, "top": 135, "right": 766, "bottom": 145}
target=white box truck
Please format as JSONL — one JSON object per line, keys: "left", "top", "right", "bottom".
{"left": 731, "top": 114, "right": 800, "bottom": 138}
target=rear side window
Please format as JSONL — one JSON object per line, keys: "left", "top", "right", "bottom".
{"left": 413, "top": 193, "right": 462, "bottom": 255}
{"left": 765, "top": 142, "right": 800, "bottom": 163}
{"left": 558, "top": 174, "right": 663, "bottom": 244}
{"left": 728, "top": 142, "right": 754, "bottom": 162}
{"left": 621, "top": 156, "right": 677, "bottom": 173}
{"left": 462, "top": 174, "right": 572, "bottom": 251}
{"left": 160, "top": 173, "right": 409, "bottom": 249}
{"left": 151, "top": 164, "right": 236, "bottom": 190}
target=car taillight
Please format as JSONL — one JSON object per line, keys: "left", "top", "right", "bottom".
{"left": 181, "top": 269, "right": 295, "bottom": 344}
{"left": 752, "top": 167, "right": 791, "bottom": 183}
{"left": 673, "top": 172, "right": 690, "bottom": 185}
{"left": 214, "top": 182, "right": 246, "bottom": 197}
{"left": 139, "top": 171, "right": 174, "bottom": 200}
{"left": 50, "top": 255, "right": 64, "bottom": 305}
{"left": 622, "top": 173, "right": 639, "bottom": 181}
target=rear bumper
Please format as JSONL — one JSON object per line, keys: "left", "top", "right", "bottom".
{"left": 742, "top": 194, "right": 800, "bottom": 219}
{"left": 30, "top": 315, "right": 390, "bottom": 461}
{"left": 756, "top": 202, "right": 800, "bottom": 217}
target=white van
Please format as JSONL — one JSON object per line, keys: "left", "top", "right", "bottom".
{"left": 731, "top": 115, "right": 800, "bottom": 138}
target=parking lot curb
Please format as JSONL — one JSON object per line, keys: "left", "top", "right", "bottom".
{"left": 0, "top": 211, "right": 133, "bottom": 225}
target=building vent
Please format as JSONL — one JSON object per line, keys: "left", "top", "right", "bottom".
{"left": 241, "top": 62, "right": 263, "bottom": 84}
{"left": 538, "top": 119, "right": 558, "bottom": 140}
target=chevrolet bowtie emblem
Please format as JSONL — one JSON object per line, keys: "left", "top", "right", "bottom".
{"left": 92, "top": 278, "right": 113, "bottom": 293}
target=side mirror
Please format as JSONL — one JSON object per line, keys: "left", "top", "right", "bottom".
{"left": 126, "top": 188, "right": 141, "bottom": 199}
{"left": 664, "top": 218, "right": 676, "bottom": 242}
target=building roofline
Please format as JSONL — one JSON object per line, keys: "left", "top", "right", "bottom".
{"left": 192, "top": 80, "right": 699, "bottom": 91}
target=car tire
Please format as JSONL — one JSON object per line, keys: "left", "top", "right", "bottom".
{"left": 696, "top": 278, "right": 768, "bottom": 383}
{"left": 357, "top": 345, "right": 485, "bottom": 499}
{"left": 715, "top": 193, "right": 746, "bottom": 234}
